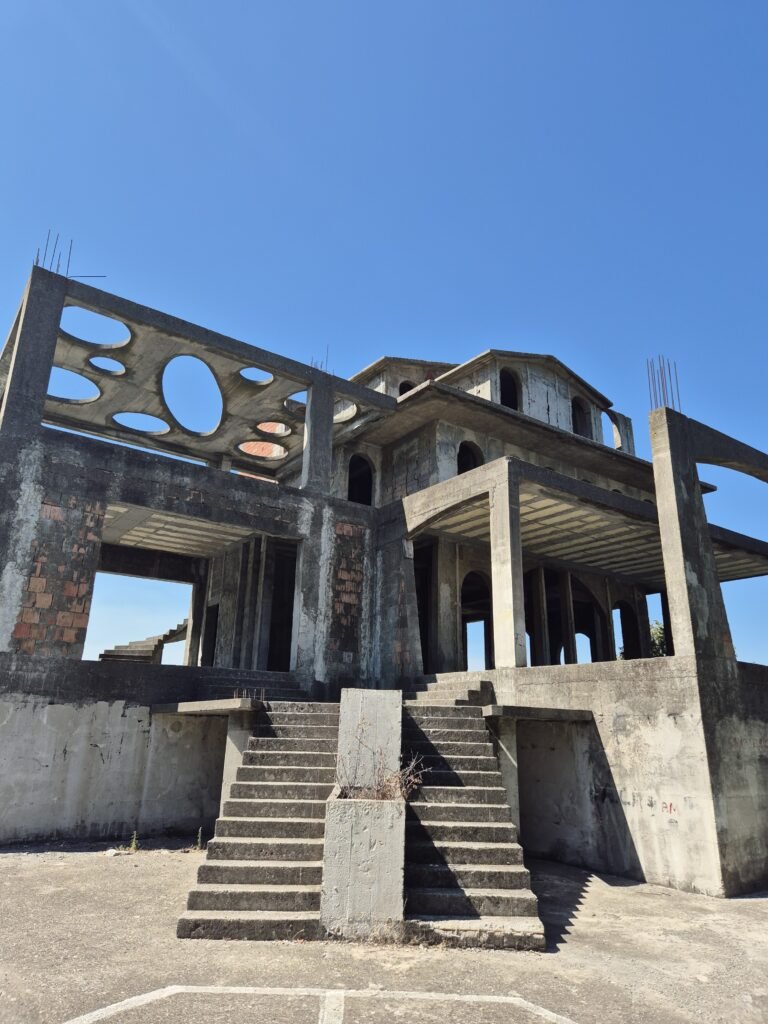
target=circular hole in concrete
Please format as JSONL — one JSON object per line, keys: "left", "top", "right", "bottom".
{"left": 256, "top": 421, "right": 291, "bottom": 436}
{"left": 334, "top": 400, "right": 358, "bottom": 424}
{"left": 238, "top": 440, "right": 288, "bottom": 460}
{"left": 113, "top": 412, "right": 170, "bottom": 434}
{"left": 89, "top": 356, "right": 125, "bottom": 375}
{"left": 60, "top": 306, "right": 130, "bottom": 347}
{"left": 162, "top": 355, "right": 223, "bottom": 435}
{"left": 240, "top": 366, "right": 274, "bottom": 385}
{"left": 47, "top": 366, "right": 101, "bottom": 403}
{"left": 284, "top": 390, "right": 307, "bottom": 418}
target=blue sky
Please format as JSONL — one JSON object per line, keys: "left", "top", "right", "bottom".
{"left": 1, "top": 2, "right": 766, "bottom": 663}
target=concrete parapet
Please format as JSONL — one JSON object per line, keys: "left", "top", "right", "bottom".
{"left": 321, "top": 688, "right": 405, "bottom": 937}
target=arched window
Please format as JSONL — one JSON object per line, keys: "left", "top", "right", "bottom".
{"left": 571, "top": 397, "right": 592, "bottom": 439}
{"left": 347, "top": 454, "right": 374, "bottom": 505}
{"left": 399, "top": 380, "right": 416, "bottom": 396}
{"left": 499, "top": 368, "right": 519, "bottom": 411}
{"left": 457, "top": 441, "right": 483, "bottom": 475}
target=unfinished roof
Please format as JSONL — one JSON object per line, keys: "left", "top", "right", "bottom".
{"left": 436, "top": 349, "right": 613, "bottom": 407}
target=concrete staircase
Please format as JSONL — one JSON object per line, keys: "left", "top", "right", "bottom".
{"left": 99, "top": 619, "right": 188, "bottom": 664}
{"left": 402, "top": 703, "right": 545, "bottom": 950}
{"left": 178, "top": 701, "right": 339, "bottom": 940}
{"left": 404, "top": 675, "right": 494, "bottom": 706}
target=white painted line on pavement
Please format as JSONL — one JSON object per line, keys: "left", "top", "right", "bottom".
{"left": 61, "top": 984, "right": 578, "bottom": 1024}
{"left": 318, "top": 990, "right": 346, "bottom": 1023}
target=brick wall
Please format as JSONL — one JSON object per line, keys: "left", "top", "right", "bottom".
{"left": 327, "top": 521, "right": 366, "bottom": 680}
{"left": 11, "top": 496, "right": 105, "bottom": 658}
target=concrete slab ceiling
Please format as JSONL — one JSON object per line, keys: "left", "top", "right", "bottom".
{"left": 418, "top": 481, "right": 768, "bottom": 589}
{"left": 102, "top": 502, "right": 253, "bottom": 556}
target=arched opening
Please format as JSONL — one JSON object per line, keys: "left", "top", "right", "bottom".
{"left": 571, "top": 397, "right": 592, "bottom": 439}
{"left": 399, "top": 380, "right": 416, "bottom": 396}
{"left": 613, "top": 601, "right": 642, "bottom": 659}
{"left": 571, "top": 577, "right": 610, "bottom": 662}
{"left": 461, "top": 571, "right": 493, "bottom": 669}
{"left": 457, "top": 441, "right": 484, "bottom": 475}
{"left": 347, "top": 454, "right": 374, "bottom": 505}
{"left": 499, "top": 368, "right": 520, "bottom": 411}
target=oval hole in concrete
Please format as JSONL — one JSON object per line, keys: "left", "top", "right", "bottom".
{"left": 257, "top": 421, "right": 291, "bottom": 436}
{"left": 113, "top": 412, "right": 170, "bottom": 434}
{"left": 240, "top": 366, "right": 274, "bottom": 385}
{"left": 47, "top": 367, "right": 100, "bottom": 403}
{"left": 238, "top": 440, "right": 288, "bottom": 460}
{"left": 60, "top": 307, "right": 130, "bottom": 346}
{"left": 89, "top": 356, "right": 125, "bottom": 375}
{"left": 162, "top": 355, "right": 223, "bottom": 435}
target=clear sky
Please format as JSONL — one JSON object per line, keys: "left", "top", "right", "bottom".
{"left": 1, "top": 2, "right": 766, "bottom": 663}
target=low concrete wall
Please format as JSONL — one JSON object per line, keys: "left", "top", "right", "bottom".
{"left": 321, "top": 795, "right": 405, "bottom": 938}
{"left": 492, "top": 657, "right": 725, "bottom": 894}
{"left": 0, "top": 692, "right": 226, "bottom": 844}
{"left": 320, "top": 687, "right": 405, "bottom": 937}
{"left": 336, "top": 687, "right": 402, "bottom": 789}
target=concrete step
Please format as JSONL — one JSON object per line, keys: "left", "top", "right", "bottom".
{"left": 406, "top": 820, "right": 517, "bottom": 843}
{"left": 407, "top": 840, "right": 523, "bottom": 865}
{"left": 405, "top": 863, "right": 530, "bottom": 890}
{"left": 405, "top": 887, "right": 538, "bottom": 918}
{"left": 416, "top": 769, "right": 503, "bottom": 787}
{"left": 263, "top": 712, "right": 340, "bottom": 728}
{"left": 401, "top": 915, "right": 546, "bottom": 951}
{"left": 248, "top": 737, "right": 337, "bottom": 753}
{"left": 198, "top": 859, "right": 323, "bottom": 886}
{"left": 214, "top": 817, "right": 325, "bottom": 839}
{"left": 252, "top": 725, "right": 339, "bottom": 740}
{"left": 242, "top": 750, "right": 337, "bottom": 767}
{"left": 267, "top": 702, "right": 340, "bottom": 713}
{"left": 416, "top": 754, "right": 498, "bottom": 772}
{"left": 235, "top": 766, "right": 337, "bottom": 784}
{"left": 177, "top": 910, "right": 321, "bottom": 941}
{"left": 406, "top": 740, "right": 494, "bottom": 757}
{"left": 404, "top": 715, "right": 487, "bottom": 731}
{"left": 223, "top": 798, "right": 328, "bottom": 819}
{"left": 188, "top": 884, "right": 320, "bottom": 913}
{"left": 407, "top": 801, "right": 512, "bottom": 823}
{"left": 404, "top": 705, "right": 484, "bottom": 719}
{"left": 404, "top": 727, "right": 490, "bottom": 744}
{"left": 206, "top": 836, "right": 323, "bottom": 861}
{"left": 412, "top": 785, "right": 507, "bottom": 804}
{"left": 229, "top": 781, "right": 335, "bottom": 801}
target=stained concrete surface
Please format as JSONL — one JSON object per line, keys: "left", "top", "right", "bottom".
{"left": 0, "top": 843, "right": 766, "bottom": 1024}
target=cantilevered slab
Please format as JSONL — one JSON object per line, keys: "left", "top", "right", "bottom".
{"left": 151, "top": 698, "right": 263, "bottom": 716}
{"left": 482, "top": 705, "right": 593, "bottom": 722}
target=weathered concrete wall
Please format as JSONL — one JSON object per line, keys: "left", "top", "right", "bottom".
{"left": 437, "top": 656, "right": 740, "bottom": 896}
{"left": 321, "top": 797, "right": 405, "bottom": 938}
{"left": 372, "top": 525, "right": 423, "bottom": 687}
{"left": 381, "top": 423, "right": 438, "bottom": 503}
{"left": 321, "top": 688, "right": 405, "bottom": 937}
{"left": 336, "top": 688, "right": 402, "bottom": 789}
{"left": 0, "top": 692, "right": 226, "bottom": 844}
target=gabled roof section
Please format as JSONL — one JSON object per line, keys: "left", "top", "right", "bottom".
{"left": 349, "top": 355, "right": 456, "bottom": 384}
{"left": 436, "top": 349, "right": 612, "bottom": 408}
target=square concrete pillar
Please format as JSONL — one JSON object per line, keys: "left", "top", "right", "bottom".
{"left": 530, "top": 566, "right": 550, "bottom": 666}
{"left": 219, "top": 710, "right": 256, "bottom": 815}
{"left": 489, "top": 465, "right": 527, "bottom": 668}
{"left": 300, "top": 381, "right": 335, "bottom": 493}
{"left": 559, "top": 571, "right": 577, "bottom": 664}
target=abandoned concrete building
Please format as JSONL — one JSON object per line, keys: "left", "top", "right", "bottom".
{"left": 0, "top": 266, "right": 766, "bottom": 947}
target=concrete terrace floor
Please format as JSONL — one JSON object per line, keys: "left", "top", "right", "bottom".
{"left": 0, "top": 843, "right": 766, "bottom": 1024}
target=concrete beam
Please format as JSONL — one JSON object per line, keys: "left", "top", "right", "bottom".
{"left": 489, "top": 463, "right": 527, "bottom": 668}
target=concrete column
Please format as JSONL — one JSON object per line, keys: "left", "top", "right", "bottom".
{"left": 184, "top": 563, "right": 208, "bottom": 667}
{"left": 559, "top": 571, "right": 577, "bottom": 664}
{"left": 219, "top": 711, "right": 256, "bottom": 815}
{"left": 636, "top": 592, "right": 652, "bottom": 658}
{"left": 434, "top": 537, "right": 459, "bottom": 672}
{"left": 489, "top": 466, "right": 527, "bottom": 668}
{"left": 0, "top": 268, "right": 67, "bottom": 439}
{"left": 650, "top": 408, "right": 734, "bottom": 660}
{"left": 300, "top": 381, "right": 335, "bottom": 493}
{"left": 660, "top": 589, "right": 675, "bottom": 656}
{"left": 530, "top": 566, "right": 549, "bottom": 666}
{"left": 604, "top": 578, "right": 617, "bottom": 660}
